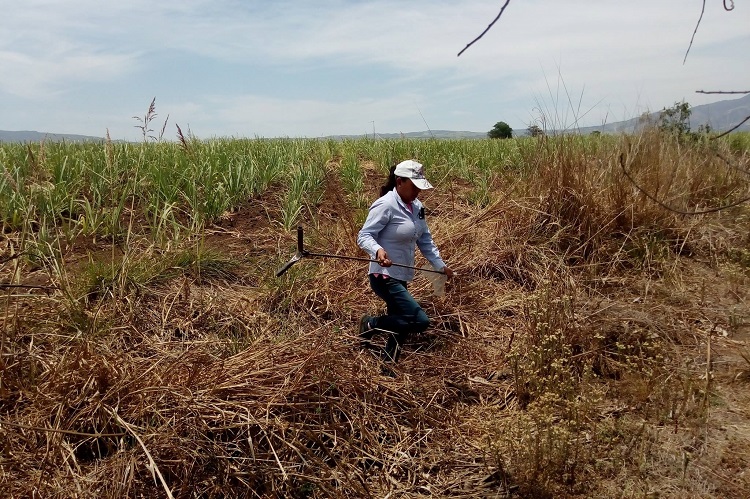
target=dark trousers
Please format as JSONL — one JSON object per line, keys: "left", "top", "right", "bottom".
{"left": 365, "top": 274, "right": 430, "bottom": 362}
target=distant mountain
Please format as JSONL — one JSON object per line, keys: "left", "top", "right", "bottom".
{"left": 690, "top": 93, "right": 750, "bottom": 132}
{"left": 576, "top": 93, "right": 750, "bottom": 135}
{"left": 0, "top": 130, "right": 103, "bottom": 143}
{"left": 329, "top": 95, "right": 750, "bottom": 139}
{"left": 2, "top": 94, "right": 747, "bottom": 143}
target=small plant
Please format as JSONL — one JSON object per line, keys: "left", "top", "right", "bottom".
{"left": 508, "top": 282, "right": 583, "bottom": 405}
{"left": 133, "top": 97, "right": 169, "bottom": 142}
{"left": 658, "top": 101, "right": 692, "bottom": 137}
{"left": 658, "top": 101, "right": 715, "bottom": 144}
{"left": 280, "top": 166, "right": 308, "bottom": 231}
{"left": 176, "top": 123, "right": 192, "bottom": 155}
{"left": 488, "top": 391, "right": 598, "bottom": 496}
{"left": 339, "top": 153, "right": 368, "bottom": 210}
{"left": 280, "top": 162, "right": 325, "bottom": 231}
{"left": 467, "top": 167, "right": 497, "bottom": 208}
{"left": 527, "top": 124, "right": 544, "bottom": 137}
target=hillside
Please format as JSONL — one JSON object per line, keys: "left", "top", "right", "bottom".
{"left": 692, "top": 93, "right": 750, "bottom": 131}
{"left": 578, "top": 93, "right": 750, "bottom": 135}
{"left": 0, "top": 130, "right": 103, "bottom": 143}
{"left": 331, "top": 94, "right": 750, "bottom": 139}
{"left": 2, "top": 94, "right": 748, "bottom": 142}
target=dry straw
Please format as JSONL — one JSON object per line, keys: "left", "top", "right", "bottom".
{"left": 2, "top": 129, "right": 750, "bottom": 497}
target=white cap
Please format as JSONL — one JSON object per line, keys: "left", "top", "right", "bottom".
{"left": 393, "top": 160, "right": 433, "bottom": 190}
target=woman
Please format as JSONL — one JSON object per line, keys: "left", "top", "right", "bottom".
{"left": 356, "top": 159, "right": 453, "bottom": 363}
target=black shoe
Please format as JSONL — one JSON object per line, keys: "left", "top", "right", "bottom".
{"left": 359, "top": 315, "right": 373, "bottom": 350}
{"left": 359, "top": 315, "right": 372, "bottom": 335}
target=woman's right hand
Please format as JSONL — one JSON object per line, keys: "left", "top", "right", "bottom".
{"left": 376, "top": 249, "right": 392, "bottom": 267}
{"left": 441, "top": 266, "right": 454, "bottom": 279}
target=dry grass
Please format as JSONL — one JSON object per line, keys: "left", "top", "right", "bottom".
{"left": 2, "top": 130, "right": 750, "bottom": 497}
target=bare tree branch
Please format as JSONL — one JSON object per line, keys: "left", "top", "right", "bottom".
{"left": 457, "top": 0, "right": 512, "bottom": 57}
{"left": 695, "top": 90, "right": 750, "bottom": 137}
{"left": 684, "top": 0, "right": 736, "bottom": 63}
{"left": 696, "top": 90, "right": 750, "bottom": 94}
{"left": 456, "top": 2, "right": 747, "bottom": 135}
{"left": 711, "top": 115, "right": 750, "bottom": 140}
{"left": 684, "top": 0, "right": 706, "bottom": 64}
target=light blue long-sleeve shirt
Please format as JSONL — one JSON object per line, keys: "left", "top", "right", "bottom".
{"left": 357, "top": 188, "right": 446, "bottom": 282}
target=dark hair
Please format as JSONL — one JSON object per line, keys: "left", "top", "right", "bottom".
{"left": 379, "top": 164, "right": 399, "bottom": 197}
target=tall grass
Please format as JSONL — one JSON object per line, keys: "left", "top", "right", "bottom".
{"left": 9, "top": 133, "right": 742, "bottom": 241}
{"left": 2, "top": 129, "right": 750, "bottom": 497}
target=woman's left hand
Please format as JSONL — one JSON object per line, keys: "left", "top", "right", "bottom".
{"left": 442, "top": 266, "right": 454, "bottom": 279}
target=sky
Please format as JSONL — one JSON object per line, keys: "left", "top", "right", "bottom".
{"left": 1, "top": 0, "right": 748, "bottom": 140}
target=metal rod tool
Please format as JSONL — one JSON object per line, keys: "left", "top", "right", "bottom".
{"left": 276, "top": 226, "right": 446, "bottom": 277}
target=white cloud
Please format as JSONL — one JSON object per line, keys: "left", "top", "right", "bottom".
{"left": 0, "top": 0, "right": 747, "bottom": 136}
{"left": 174, "top": 92, "right": 428, "bottom": 138}
{"left": 0, "top": 48, "right": 137, "bottom": 98}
